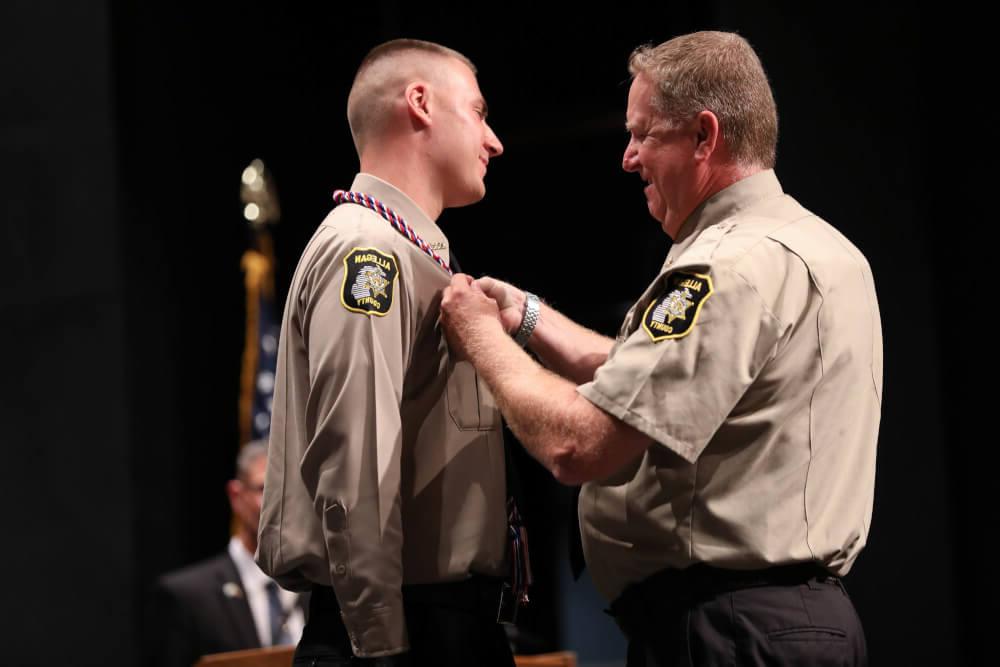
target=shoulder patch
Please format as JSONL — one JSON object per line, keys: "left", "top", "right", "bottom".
{"left": 641, "top": 271, "right": 714, "bottom": 342}
{"left": 341, "top": 247, "right": 398, "bottom": 316}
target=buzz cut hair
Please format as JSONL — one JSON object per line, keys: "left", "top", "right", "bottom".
{"left": 347, "top": 39, "right": 477, "bottom": 155}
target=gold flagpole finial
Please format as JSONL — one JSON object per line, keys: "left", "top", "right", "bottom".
{"left": 240, "top": 158, "right": 281, "bottom": 227}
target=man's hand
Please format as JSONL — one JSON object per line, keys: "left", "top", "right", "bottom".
{"left": 440, "top": 273, "right": 505, "bottom": 361}
{"left": 475, "top": 276, "right": 526, "bottom": 335}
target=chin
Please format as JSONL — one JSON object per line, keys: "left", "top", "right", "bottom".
{"left": 461, "top": 183, "right": 487, "bottom": 206}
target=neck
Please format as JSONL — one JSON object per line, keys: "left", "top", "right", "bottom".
{"left": 235, "top": 529, "right": 256, "bottom": 556}
{"left": 360, "top": 142, "right": 442, "bottom": 220}
{"left": 667, "top": 162, "right": 763, "bottom": 239}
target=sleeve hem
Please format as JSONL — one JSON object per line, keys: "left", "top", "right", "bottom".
{"left": 577, "top": 383, "right": 699, "bottom": 464}
{"left": 341, "top": 601, "right": 409, "bottom": 657}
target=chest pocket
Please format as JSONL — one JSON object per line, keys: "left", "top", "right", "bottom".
{"left": 446, "top": 360, "right": 501, "bottom": 431}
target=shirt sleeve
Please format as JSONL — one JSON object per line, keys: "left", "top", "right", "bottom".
{"left": 577, "top": 263, "right": 784, "bottom": 463}
{"left": 297, "top": 235, "right": 412, "bottom": 657}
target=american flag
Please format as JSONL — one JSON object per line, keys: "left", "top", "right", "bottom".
{"left": 249, "top": 284, "right": 279, "bottom": 439}
{"left": 239, "top": 239, "right": 278, "bottom": 445}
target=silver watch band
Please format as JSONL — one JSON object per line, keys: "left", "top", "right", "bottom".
{"left": 513, "top": 292, "right": 540, "bottom": 347}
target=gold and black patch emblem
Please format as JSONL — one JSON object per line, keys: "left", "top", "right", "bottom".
{"left": 641, "top": 271, "right": 714, "bottom": 342}
{"left": 341, "top": 247, "right": 398, "bottom": 316}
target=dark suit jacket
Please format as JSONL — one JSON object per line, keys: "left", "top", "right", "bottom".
{"left": 148, "top": 551, "right": 305, "bottom": 667}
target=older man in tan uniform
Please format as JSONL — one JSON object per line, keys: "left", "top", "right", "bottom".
{"left": 256, "top": 39, "right": 514, "bottom": 666}
{"left": 441, "top": 31, "right": 881, "bottom": 666}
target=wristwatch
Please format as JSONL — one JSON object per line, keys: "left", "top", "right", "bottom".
{"left": 513, "top": 291, "right": 540, "bottom": 347}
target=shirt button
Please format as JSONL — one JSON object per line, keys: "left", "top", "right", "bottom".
{"left": 335, "top": 564, "right": 347, "bottom": 575}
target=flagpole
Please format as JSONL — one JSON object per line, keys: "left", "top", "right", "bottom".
{"left": 238, "top": 159, "right": 281, "bottom": 449}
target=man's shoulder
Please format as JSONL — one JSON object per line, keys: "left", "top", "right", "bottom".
{"left": 690, "top": 191, "right": 852, "bottom": 266}
{"left": 720, "top": 193, "right": 812, "bottom": 250}
{"left": 315, "top": 204, "right": 402, "bottom": 250}
{"left": 157, "top": 551, "right": 236, "bottom": 595}
{"left": 691, "top": 196, "right": 874, "bottom": 313}
{"left": 290, "top": 207, "right": 404, "bottom": 286}
{"left": 670, "top": 198, "right": 817, "bottom": 302}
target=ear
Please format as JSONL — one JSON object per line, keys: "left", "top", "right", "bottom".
{"left": 225, "top": 479, "right": 241, "bottom": 506}
{"left": 692, "top": 110, "right": 721, "bottom": 161}
{"left": 405, "top": 81, "right": 433, "bottom": 129}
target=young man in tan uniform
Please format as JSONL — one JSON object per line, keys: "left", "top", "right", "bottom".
{"left": 441, "top": 32, "right": 881, "bottom": 666}
{"left": 256, "top": 39, "right": 513, "bottom": 666}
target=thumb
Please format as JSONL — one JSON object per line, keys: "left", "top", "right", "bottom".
{"left": 475, "top": 276, "right": 504, "bottom": 300}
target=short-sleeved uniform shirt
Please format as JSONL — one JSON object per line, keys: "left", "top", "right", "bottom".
{"left": 577, "top": 170, "right": 883, "bottom": 603}
{"left": 257, "top": 173, "right": 507, "bottom": 657}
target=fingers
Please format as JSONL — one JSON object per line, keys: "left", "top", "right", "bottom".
{"left": 443, "top": 273, "right": 484, "bottom": 312}
{"left": 476, "top": 276, "right": 509, "bottom": 305}
{"left": 445, "top": 274, "right": 471, "bottom": 300}
{"left": 446, "top": 274, "right": 505, "bottom": 313}
{"left": 476, "top": 275, "right": 498, "bottom": 295}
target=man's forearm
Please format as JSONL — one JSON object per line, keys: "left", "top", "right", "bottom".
{"left": 525, "top": 301, "right": 614, "bottom": 385}
{"left": 464, "top": 319, "right": 626, "bottom": 485}
{"left": 467, "top": 322, "right": 583, "bottom": 481}
{"left": 442, "top": 277, "right": 650, "bottom": 485}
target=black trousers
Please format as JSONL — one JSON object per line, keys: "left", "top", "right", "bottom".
{"left": 612, "top": 564, "right": 868, "bottom": 667}
{"left": 293, "top": 577, "right": 515, "bottom": 667}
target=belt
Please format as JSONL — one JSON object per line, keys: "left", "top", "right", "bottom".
{"left": 609, "top": 562, "right": 838, "bottom": 640}
{"left": 406, "top": 575, "right": 520, "bottom": 624}
{"left": 312, "top": 574, "right": 518, "bottom": 626}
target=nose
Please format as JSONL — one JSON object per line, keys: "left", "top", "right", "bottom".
{"left": 484, "top": 122, "right": 504, "bottom": 158}
{"left": 622, "top": 138, "right": 639, "bottom": 172}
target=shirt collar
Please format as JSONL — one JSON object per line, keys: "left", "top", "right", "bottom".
{"left": 350, "top": 173, "right": 450, "bottom": 263}
{"left": 668, "top": 169, "right": 784, "bottom": 260}
{"left": 228, "top": 536, "right": 270, "bottom": 592}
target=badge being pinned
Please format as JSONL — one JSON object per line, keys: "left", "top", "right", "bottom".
{"left": 341, "top": 247, "right": 398, "bottom": 316}
{"left": 642, "top": 271, "right": 714, "bottom": 342}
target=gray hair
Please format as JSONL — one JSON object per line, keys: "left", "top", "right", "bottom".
{"left": 628, "top": 31, "right": 778, "bottom": 169}
{"left": 236, "top": 440, "right": 268, "bottom": 479}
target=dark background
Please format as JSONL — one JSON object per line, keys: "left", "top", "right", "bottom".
{"left": 1, "top": 1, "right": 990, "bottom": 664}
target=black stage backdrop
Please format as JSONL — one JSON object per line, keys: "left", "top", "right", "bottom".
{"left": 2, "top": 2, "right": 991, "bottom": 665}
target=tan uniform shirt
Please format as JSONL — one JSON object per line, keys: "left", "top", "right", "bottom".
{"left": 578, "top": 170, "right": 883, "bottom": 602}
{"left": 257, "top": 173, "right": 507, "bottom": 657}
